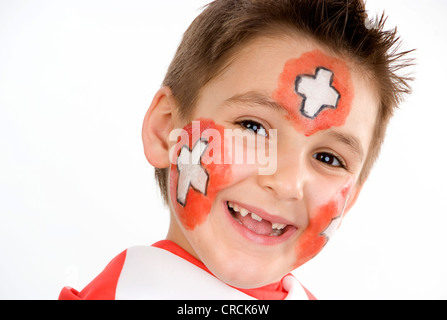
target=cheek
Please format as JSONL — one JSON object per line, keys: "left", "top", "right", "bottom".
{"left": 272, "top": 49, "right": 354, "bottom": 136}
{"left": 169, "top": 119, "right": 233, "bottom": 230}
{"left": 170, "top": 164, "right": 231, "bottom": 231}
{"left": 293, "top": 180, "right": 354, "bottom": 268}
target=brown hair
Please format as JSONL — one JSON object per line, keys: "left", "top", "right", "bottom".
{"left": 155, "top": 0, "right": 414, "bottom": 205}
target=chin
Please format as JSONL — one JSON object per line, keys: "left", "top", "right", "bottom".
{"left": 218, "top": 267, "right": 285, "bottom": 289}
{"left": 201, "top": 248, "right": 287, "bottom": 289}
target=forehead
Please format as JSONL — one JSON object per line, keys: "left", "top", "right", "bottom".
{"left": 195, "top": 34, "right": 379, "bottom": 148}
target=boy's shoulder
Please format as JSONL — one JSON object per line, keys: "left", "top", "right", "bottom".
{"left": 59, "top": 247, "right": 127, "bottom": 300}
{"left": 59, "top": 243, "right": 253, "bottom": 300}
{"left": 114, "top": 244, "right": 256, "bottom": 300}
{"left": 59, "top": 242, "right": 314, "bottom": 300}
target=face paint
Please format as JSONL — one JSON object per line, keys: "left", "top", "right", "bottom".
{"left": 170, "top": 119, "right": 232, "bottom": 230}
{"left": 176, "top": 139, "right": 210, "bottom": 207}
{"left": 293, "top": 179, "right": 354, "bottom": 269}
{"left": 273, "top": 49, "right": 354, "bottom": 136}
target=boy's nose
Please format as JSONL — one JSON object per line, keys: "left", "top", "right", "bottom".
{"left": 256, "top": 153, "right": 307, "bottom": 202}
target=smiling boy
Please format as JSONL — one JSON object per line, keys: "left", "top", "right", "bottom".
{"left": 60, "top": 0, "right": 413, "bottom": 300}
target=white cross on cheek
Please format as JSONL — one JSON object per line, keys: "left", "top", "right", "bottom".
{"left": 295, "top": 67, "right": 340, "bottom": 119}
{"left": 320, "top": 195, "right": 349, "bottom": 244}
{"left": 176, "top": 140, "right": 209, "bottom": 207}
{"left": 320, "top": 215, "right": 342, "bottom": 242}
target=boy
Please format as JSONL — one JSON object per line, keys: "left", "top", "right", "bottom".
{"left": 59, "top": 0, "right": 413, "bottom": 300}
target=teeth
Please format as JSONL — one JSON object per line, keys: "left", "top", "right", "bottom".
{"left": 240, "top": 207, "right": 249, "bottom": 217}
{"left": 270, "top": 229, "right": 283, "bottom": 236}
{"left": 272, "top": 223, "right": 287, "bottom": 230}
{"left": 228, "top": 202, "right": 288, "bottom": 231}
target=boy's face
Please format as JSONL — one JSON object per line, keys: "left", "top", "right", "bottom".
{"left": 166, "top": 35, "right": 379, "bottom": 288}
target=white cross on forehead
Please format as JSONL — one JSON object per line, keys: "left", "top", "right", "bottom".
{"left": 295, "top": 67, "right": 340, "bottom": 119}
{"left": 176, "top": 139, "right": 209, "bottom": 207}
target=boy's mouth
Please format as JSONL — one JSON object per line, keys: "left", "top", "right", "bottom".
{"left": 226, "top": 201, "right": 295, "bottom": 237}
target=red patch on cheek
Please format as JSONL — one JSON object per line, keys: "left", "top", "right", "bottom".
{"left": 272, "top": 49, "right": 354, "bottom": 136}
{"left": 293, "top": 181, "right": 353, "bottom": 268}
{"left": 169, "top": 119, "right": 232, "bottom": 230}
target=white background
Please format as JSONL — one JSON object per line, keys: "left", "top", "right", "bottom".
{"left": 1, "top": 0, "right": 446, "bottom": 299}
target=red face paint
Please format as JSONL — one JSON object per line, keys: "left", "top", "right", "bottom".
{"left": 272, "top": 49, "right": 354, "bottom": 136}
{"left": 170, "top": 119, "right": 232, "bottom": 230}
{"left": 293, "top": 180, "right": 354, "bottom": 269}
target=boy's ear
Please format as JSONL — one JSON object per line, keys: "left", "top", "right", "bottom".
{"left": 142, "top": 87, "right": 177, "bottom": 168}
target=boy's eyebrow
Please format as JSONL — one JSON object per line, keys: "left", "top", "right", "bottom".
{"left": 223, "top": 91, "right": 286, "bottom": 112}
{"left": 327, "top": 130, "right": 364, "bottom": 162}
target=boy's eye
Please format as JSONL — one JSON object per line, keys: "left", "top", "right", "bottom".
{"left": 313, "top": 152, "right": 346, "bottom": 169}
{"left": 237, "top": 120, "right": 268, "bottom": 137}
